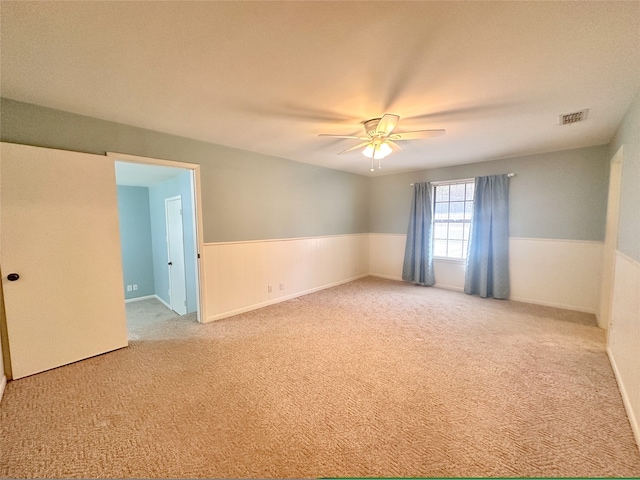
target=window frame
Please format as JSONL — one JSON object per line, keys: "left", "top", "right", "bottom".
{"left": 431, "top": 179, "right": 475, "bottom": 261}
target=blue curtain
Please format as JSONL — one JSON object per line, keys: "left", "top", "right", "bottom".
{"left": 402, "top": 182, "right": 435, "bottom": 286}
{"left": 464, "top": 175, "right": 510, "bottom": 299}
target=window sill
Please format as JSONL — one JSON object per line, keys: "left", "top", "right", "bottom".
{"left": 433, "top": 257, "right": 467, "bottom": 265}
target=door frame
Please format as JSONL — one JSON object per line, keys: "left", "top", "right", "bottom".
{"left": 107, "top": 152, "right": 207, "bottom": 323}
{"left": 599, "top": 145, "right": 623, "bottom": 332}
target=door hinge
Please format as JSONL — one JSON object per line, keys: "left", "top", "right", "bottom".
{"left": 197, "top": 253, "right": 200, "bottom": 259}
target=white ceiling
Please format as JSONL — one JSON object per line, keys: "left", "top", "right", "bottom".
{"left": 1, "top": 1, "right": 639, "bottom": 176}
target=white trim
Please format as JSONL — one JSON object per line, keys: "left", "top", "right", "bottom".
{"left": 205, "top": 232, "right": 369, "bottom": 246}
{"left": 107, "top": 151, "right": 199, "bottom": 169}
{"left": 370, "top": 234, "right": 604, "bottom": 245}
{"left": 430, "top": 178, "right": 475, "bottom": 186}
{"left": 154, "top": 294, "right": 172, "bottom": 310}
{"left": 189, "top": 172, "right": 202, "bottom": 325}
{"left": 509, "top": 295, "right": 596, "bottom": 314}
{"left": 369, "top": 274, "right": 464, "bottom": 293}
{"left": 369, "top": 273, "right": 403, "bottom": 282}
{"left": 598, "top": 146, "right": 624, "bottom": 329}
{"left": 607, "top": 347, "right": 640, "bottom": 452}
{"left": 434, "top": 283, "right": 465, "bottom": 292}
{"left": 368, "top": 233, "right": 406, "bottom": 238}
{"left": 509, "top": 237, "right": 604, "bottom": 245}
{"left": 124, "top": 294, "right": 156, "bottom": 304}
{"left": 433, "top": 257, "right": 466, "bottom": 265}
{"left": 616, "top": 249, "right": 640, "bottom": 269}
{"left": 0, "top": 375, "right": 6, "bottom": 403}
{"left": 127, "top": 294, "right": 173, "bottom": 310}
{"left": 204, "top": 274, "right": 368, "bottom": 322}
{"left": 107, "top": 151, "right": 206, "bottom": 323}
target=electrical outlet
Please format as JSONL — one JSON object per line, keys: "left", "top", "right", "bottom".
{"left": 133, "top": 284, "right": 138, "bottom": 291}
{"left": 279, "top": 283, "right": 284, "bottom": 290}
{"left": 268, "top": 285, "right": 272, "bottom": 293}
{"left": 127, "top": 285, "right": 132, "bottom": 292}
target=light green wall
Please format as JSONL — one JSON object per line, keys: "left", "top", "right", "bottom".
{"left": 0, "top": 98, "right": 369, "bottom": 243}
{"left": 369, "top": 146, "right": 610, "bottom": 241}
{"left": 1, "top": 98, "right": 614, "bottom": 245}
{"left": 116, "top": 186, "right": 155, "bottom": 299}
{"left": 609, "top": 90, "right": 640, "bottom": 263}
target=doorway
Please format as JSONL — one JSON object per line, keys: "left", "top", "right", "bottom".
{"left": 111, "top": 153, "right": 205, "bottom": 338}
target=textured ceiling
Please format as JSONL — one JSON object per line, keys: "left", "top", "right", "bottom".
{"left": 1, "top": 1, "right": 639, "bottom": 176}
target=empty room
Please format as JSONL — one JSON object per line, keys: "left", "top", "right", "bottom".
{"left": 0, "top": 1, "right": 639, "bottom": 477}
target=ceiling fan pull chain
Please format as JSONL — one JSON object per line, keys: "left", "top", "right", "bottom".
{"left": 370, "top": 157, "right": 374, "bottom": 172}
{"left": 378, "top": 157, "right": 382, "bottom": 170}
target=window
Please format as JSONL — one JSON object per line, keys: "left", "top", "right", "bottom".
{"left": 433, "top": 180, "right": 475, "bottom": 259}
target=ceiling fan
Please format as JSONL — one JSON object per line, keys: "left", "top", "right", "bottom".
{"left": 319, "top": 114, "right": 445, "bottom": 171}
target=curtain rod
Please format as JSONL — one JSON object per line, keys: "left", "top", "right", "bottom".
{"left": 410, "top": 173, "right": 515, "bottom": 186}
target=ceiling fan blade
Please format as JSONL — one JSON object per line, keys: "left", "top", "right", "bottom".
{"left": 376, "top": 114, "right": 400, "bottom": 136}
{"left": 390, "top": 129, "right": 446, "bottom": 141}
{"left": 387, "top": 140, "right": 404, "bottom": 152}
{"left": 319, "top": 134, "right": 370, "bottom": 140}
{"left": 338, "top": 141, "right": 371, "bottom": 155}
{"left": 318, "top": 134, "right": 359, "bottom": 138}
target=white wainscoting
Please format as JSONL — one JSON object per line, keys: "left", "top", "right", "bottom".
{"left": 369, "top": 234, "right": 603, "bottom": 313}
{"left": 368, "top": 233, "right": 465, "bottom": 290}
{"left": 509, "top": 238, "right": 603, "bottom": 313}
{"left": 202, "top": 234, "right": 369, "bottom": 322}
{"left": 432, "top": 260, "right": 466, "bottom": 291}
{"left": 607, "top": 251, "right": 640, "bottom": 450}
{"left": 369, "top": 234, "right": 405, "bottom": 281}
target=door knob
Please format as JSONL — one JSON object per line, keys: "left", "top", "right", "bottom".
{"left": 7, "top": 273, "right": 20, "bottom": 281}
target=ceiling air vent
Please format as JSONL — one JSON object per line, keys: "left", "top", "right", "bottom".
{"left": 559, "top": 109, "right": 588, "bottom": 125}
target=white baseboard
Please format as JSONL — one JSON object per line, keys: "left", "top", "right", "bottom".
{"left": 0, "top": 374, "right": 6, "bottom": 403}
{"left": 369, "top": 274, "right": 464, "bottom": 293}
{"left": 370, "top": 273, "right": 594, "bottom": 311}
{"left": 126, "top": 294, "right": 173, "bottom": 311}
{"left": 154, "top": 295, "right": 172, "bottom": 310}
{"left": 369, "top": 273, "right": 402, "bottom": 282}
{"left": 509, "top": 295, "right": 596, "bottom": 314}
{"left": 124, "top": 294, "right": 156, "bottom": 304}
{"left": 434, "top": 283, "right": 465, "bottom": 292}
{"left": 607, "top": 347, "right": 640, "bottom": 452}
{"left": 204, "top": 274, "right": 369, "bottom": 323}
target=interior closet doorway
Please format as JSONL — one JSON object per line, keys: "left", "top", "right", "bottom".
{"left": 111, "top": 153, "right": 205, "bottom": 338}
{"left": 165, "top": 195, "right": 187, "bottom": 315}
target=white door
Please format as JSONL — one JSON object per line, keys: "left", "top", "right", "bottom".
{"left": 166, "top": 196, "right": 187, "bottom": 315}
{"left": 601, "top": 147, "right": 623, "bottom": 331}
{"left": 0, "top": 143, "right": 128, "bottom": 379}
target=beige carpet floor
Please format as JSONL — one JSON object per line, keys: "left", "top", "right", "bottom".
{"left": 125, "top": 297, "right": 197, "bottom": 341}
{"left": 1, "top": 277, "right": 639, "bottom": 478}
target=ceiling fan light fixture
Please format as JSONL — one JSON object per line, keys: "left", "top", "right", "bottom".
{"left": 378, "top": 141, "right": 392, "bottom": 158}
{"left": 362, "top": 141, "right": 392, "bottom": 160}
{"left": 362, "top": 144, "right": 375, "bottom": 158}
{"left": 318, "top": 113, "right": 445, "bottom": 172}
